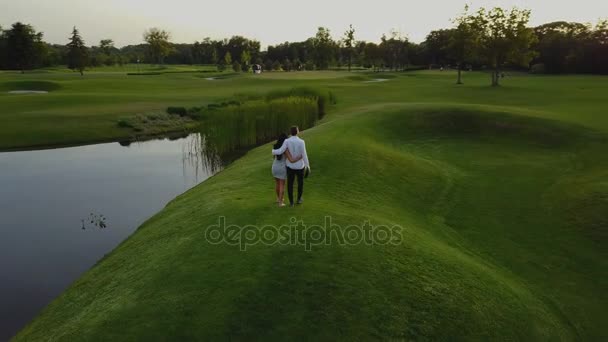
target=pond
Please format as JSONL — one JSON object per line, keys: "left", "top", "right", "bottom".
{"left": 0, "top": 133, "right": 230, "bottom": 340}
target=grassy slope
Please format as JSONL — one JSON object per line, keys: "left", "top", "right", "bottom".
{"left": 11, "top": 71, "right": 608, "bottom": 340}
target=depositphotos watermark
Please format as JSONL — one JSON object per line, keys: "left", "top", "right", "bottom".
{"left": 204, "top": 216, "right": 404, "bottom": 251}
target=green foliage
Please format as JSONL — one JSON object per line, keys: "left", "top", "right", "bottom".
{"left": 232, "top": 61, "right": 241, "bottom": 72}
{"left": 224, "top": 51, "right": 232, "bottom": 65}
{"left": 450, "top": 6, "right": 479, "bottom": 84}
{"left": 166, "top": 106, "right": 187, "bottom": 116}
{"left": 265, "top": 86, "right": 336, "bottom": 117}
{"left": 342, "top": 24, "right": 356, "bottom": 71}
{"left": 469, "top": 7, "right": 537, "bottom": 86}
{"left": 311, "top": 27, "right": 335, "bottom": 69}
{"left": 116, "top": 112, "right": 193, "bottom": 134}
{"left": 143, "top": 28, "right": 172, "bottom": 65}
{"left": 272, "top": 60, "right": 281, "bottom": 71}
{"left": 263, "top": 59, "right": 273, "bottom": 71}
{"left": 201, "top": 96, "right": 319, "bottom": 151}
{"left": 3, "top": 22, "right": 46, "bottom": 72}
{"left": 66, "top": 27, "right": 88, "bottom": 75}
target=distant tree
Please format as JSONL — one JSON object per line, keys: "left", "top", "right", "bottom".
{"left": 5, "top": 22, "right": 45, "bottom": 73}
{"left": 304, "top": 60, "right": 315, "bottom": 71}
{"left": 450, "top": 6, "right": 479, "bottom": 84}
{"left": 470, "top": 7, "right": 537, "bottom": 86}
{"left": 293, "top": 58, "right": 303, "bottom": 71}
{"left": 232, "top": 61, "right": 241, "bottom": 72}
{"left": 99, "top": 39, "right": 114, "bottom": 55}
{"left": 264, "top": 59, "right": 273, "bottom": 71}
{"left": 362, "top": 42, "right": 383, "bottom": 71}
{"left": 342, "top": 24, "right": 356, "bottom": 71}
{"left": 311, "top": 27, "right": 335, "bottom": 69}
{"left": 143, "top": 28, "right": 171, "bottom": 64}
{"left": 217, "top": 60, "right": 226, "bottom": 71}
{"left": 272, "top": 60, "right": 282, "bottom": 71}
{"left": 533, "top": 21, "right": 590, "bottom": 73}
{"left": 224, "top": 51, "right": 232, "bottom": 65}
{"left": 240, "top": 50, "right": 251, "bottom": 68}
{"left": 282, "top": 58, "right": 293, "bottom": 71}
{"left": 0, "top": 26, "right": 5, "bottom": 68}
{"left": 424, "top": 29, "right": 453, "bottom": 68}
{"left": 379, "top": 31, "right": 409, "bottom": 71}
{"left": 66, "top": 26, "right": 88, "bottom": 75}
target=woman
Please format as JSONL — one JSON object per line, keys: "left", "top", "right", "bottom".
{"left": 272, "top": 133, "right": 301, "bottom": 207}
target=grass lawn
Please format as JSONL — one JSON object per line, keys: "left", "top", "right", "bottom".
{"left": 7, "top": 70, "right": 608, "bottom": 340}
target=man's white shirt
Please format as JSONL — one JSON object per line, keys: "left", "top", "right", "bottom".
{"left": 272, "top": 136, "right": 309, "bottom": 170}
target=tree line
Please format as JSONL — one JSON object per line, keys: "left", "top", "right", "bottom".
{"left": 1, "top": 6, "right": 606, "bottom": 80}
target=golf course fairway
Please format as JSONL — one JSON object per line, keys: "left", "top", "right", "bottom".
{"left": 5, "top": 70, "right": 607, "bottom": 340}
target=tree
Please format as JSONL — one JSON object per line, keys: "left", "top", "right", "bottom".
{"left": 232, "top": 61, "right": 241, "bottom": 72}
{"left": 67, "top": 26, "right": 88, "bottom": 76}
{"left": 264, "top": 59, "right": 273, "bottom": 72}
{"left": 311, "top": 27, "right": 335, "bottom": 69}
{"left": 379, "top": 31, "right": 409, "bottom": 71}
{"left": 5, "top": 22, "right": 45, "bottom": 73}
{"left": 143, "top": 28, "right": 171, "bottom": 64}
{"left": 343, "top": 24, "right": 356, "bottom": 71}
{"left": 425, "top": 29, "right": 452, "bottom": 68}
{"left": 224, "top": 51, "right": 232, "bottom": 65}
{"left": 282, "top": 58, "right": 293, "bottom": 71}
{"left": 450, "top": 6, "right": 479, "bottom": 84}
{"left": 99, "top": 39, "right": 114, "bottom": 55}
{"left": 240, "top": 50, "right": 251, "bottom": 68}
{"left": 470, "top": 7, "right": 537, "bottom": 86}
{"left": 362, "top": 42, "right": 383, "bottom": 71}
{"left": 272, "top": 60, "right": 282, "bottom": 71}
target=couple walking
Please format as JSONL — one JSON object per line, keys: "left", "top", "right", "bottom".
{"left": 271, "top": 126, "right": 310, "bottom": 207}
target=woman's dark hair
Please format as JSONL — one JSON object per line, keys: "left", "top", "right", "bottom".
{"left": 274, "top": 133, "right": 288, "bottom": 160}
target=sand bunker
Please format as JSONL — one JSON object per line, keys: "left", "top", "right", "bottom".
{"left": 8, "top": 90, "right": 49, "bottom": 94}
{"left": 363, "top": 78, "right": 389, "bottom": 83}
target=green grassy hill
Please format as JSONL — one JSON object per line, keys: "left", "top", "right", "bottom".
{"left": 8, "top": 71, "right": 608, "bottom": 340}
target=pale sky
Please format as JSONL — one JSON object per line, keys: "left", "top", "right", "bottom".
{"left": 1, "top": 0, "right": 607, "bottom": 48}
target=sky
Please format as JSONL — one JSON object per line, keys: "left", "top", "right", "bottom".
{"left": 1, "top": 0, "right": 607, "bottom": 48}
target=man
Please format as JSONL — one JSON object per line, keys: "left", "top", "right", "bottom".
{"left": 272, "top": 126, "right": 310, "bottom": 206}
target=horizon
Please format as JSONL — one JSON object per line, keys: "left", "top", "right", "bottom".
{"left": 1, "top": 0, "right": 607, "bottom": 48}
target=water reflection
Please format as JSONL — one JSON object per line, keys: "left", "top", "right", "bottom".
{"left": 181, "top": 133, "right": 224, "bottom": 183}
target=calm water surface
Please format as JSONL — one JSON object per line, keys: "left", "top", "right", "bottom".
{"left": 0, "top": 133, "right": 224, "bottom": 340}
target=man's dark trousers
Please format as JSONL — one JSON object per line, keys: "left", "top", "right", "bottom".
{"left": 286, "top": 167, "right": 304, "bottom": 205}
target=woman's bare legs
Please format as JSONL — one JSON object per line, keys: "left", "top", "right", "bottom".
{"left": 274, "top": 178, "right": 281, "bottom": 202}
{"left": 278, "top": 179, "right": 286, "bottom": 205}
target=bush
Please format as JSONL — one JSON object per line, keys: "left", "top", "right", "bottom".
{"left": 117, "top": 118, "right": 132, "bottom": 128}
{"left": 232, "top": 61, "right": 241, "bottom": 72}
{"left": 272, "top": 60, "right": 282, "bottom": 71}
{"left": 282, "top": 59, "right": 293, "bottom": 71}
{"left": 241, "top": 63, "right": 251, "bottom": 72}
{"left": 264, "top": 59, "right": 273, "bottom": 72}
{"left": 304, "top": 61, "right": 315, "bottom": 71}
{"left": 167, "top": 106, "right": 187, "bottom": 117}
